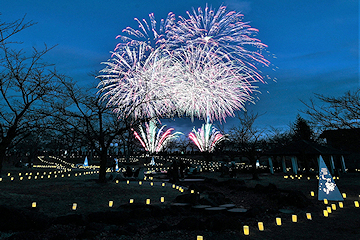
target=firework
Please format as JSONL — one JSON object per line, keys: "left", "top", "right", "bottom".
{"left": 169, "top": 4, "right": 269, "bottom": 81}
{"left": 172, "top": 44, "right": 256, "bottom": 122}
{"left": 133, "top": 119, "right": 182, "bottom": 153}
{"left": 98, "top": 4, "right": 269, "bottom": 122}
{"left": 189, "top": 122, "right": 227, "bottom": 152}
{"left": 98, "top": 44, "right": 180, "bottom": 120}
{"left": 115, "top": 12, "right": 176, "bottom": 52}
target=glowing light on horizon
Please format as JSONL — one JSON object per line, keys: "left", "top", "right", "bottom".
{"left": 133, "top": 119, "right": 182, "bottom": 153}
{"left": 189, "top": 122, "right": 227, "bottom": 152}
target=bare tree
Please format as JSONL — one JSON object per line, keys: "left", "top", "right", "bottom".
{"left": 229, "top": 111, "right": 266, "bottom": 180}
{"left": 0, "top": 16, "right": 59, "bottom": 173}
{"left": 302, "top": 90, "right": 360, "bottom": 130}
{"left": 48, "top": 78, "right": 135, "bottom": 182}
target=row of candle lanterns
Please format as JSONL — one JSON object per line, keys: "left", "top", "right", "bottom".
{"left": 31, "top": 196, "right": 167, "bottom": 210}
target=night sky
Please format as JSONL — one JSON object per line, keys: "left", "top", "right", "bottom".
{"left": 1, "top": 0, "right": 358, "bottom": 134}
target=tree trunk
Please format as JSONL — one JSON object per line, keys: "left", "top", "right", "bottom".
{"left": 98, "top": 150, "right": 108, "bottom": 183}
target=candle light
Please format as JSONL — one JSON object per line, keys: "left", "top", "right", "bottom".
{"left": 306, "top": 213, "right": 312, "bottom": 220}
{"left": 109, "top": 201, "right": 113, "bottom": 207}
{"left": 197, "top": 236, "right": 203, "bottom": 240}
{"left": 72, "top": 203, "right": 77, "bottom": 210}
{"left": 310, "top": 191, "right": 314, "bottom": 197}
{"left": 327, "top": 206, "right": 332, "bottom": 213}
{"left": 161, "top": 182, "right": 165, "bottom": 187}
{"left": 354, "top": 201, "right": 359, "bottom": 208}
{"left": 292, "top": 215, "right": 297, "bottom": 222}
{"left": 339, "top": 202, "right": 344, "bottom": 208}
{"left": 146, "top": 199, "right": 150, "bottom": 205}
{"left": 323, "top": 210, "right": 328, "bottom": 217}
{"left": 160, "top": 197, "right": 165, "bottom": 203}
{"left": 331, "top": 204, "right": 336, "bottom": 210}
{"left": 32, "top": 202, "right": 36, "bottom": 208}
{"left": 243, "top": 225, "right": 249, "bottom": 235}
{"left": 324, "top": 199, "right": 328, "bottom": 204}
{"left": 127, "top": 180, "right": 130, "bottom": 184}
{"left": 139, "top": 181, "right": 142, "bottom": 185}
{"left": 342, "top": 193, "right": 347, "bottom": 199}
{"left": 129, "top": 199, "right": 134, "bottom": 204}
{"left": 276, "top": 217, "right": 281, "bottom": 226}
{"left": 258, "top": 222, "right": 264, "bottom": 231}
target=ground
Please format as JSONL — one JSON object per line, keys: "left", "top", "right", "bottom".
{"left": 0, "top": 161, "right": 360, "bottom": 240}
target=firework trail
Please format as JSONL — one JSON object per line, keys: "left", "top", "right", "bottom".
{"left": 133, "top": 119, "right": 182, "bottom": 153}
{"left": 189, "top": 122, "right": 227, "bottom": 152}
{"left": 98, "top": 44, "right": 180, "bottom": 120}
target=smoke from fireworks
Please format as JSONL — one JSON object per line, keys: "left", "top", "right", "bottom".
{"left": 133, "top": 119, "right": 182, "bottom": 153}
{"left": 189, "top": 122, "right": 227, "bottom": 152}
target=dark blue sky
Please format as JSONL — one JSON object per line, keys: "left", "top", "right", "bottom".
{"left": 1, "top": 0, "right": 358, "bottom": 134}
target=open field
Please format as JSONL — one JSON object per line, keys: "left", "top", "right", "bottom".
{"left": 1, "top": 161, "right": 360, "bottom": 240}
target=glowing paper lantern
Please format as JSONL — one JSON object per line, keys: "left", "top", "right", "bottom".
{"left": 258, "top": 222, "right": 264, "bottom": 231}
{"left": 355, "top": 201, "right": 359, "bottom": 208}
{"left": 324, "top": 199, "right": 328, "bottom": 204}
{"left": 130, "top": 199, "right": 134, "bottom": 204}
{"left": 318, "top": 156, "right": 343, "bottom": 201}
{"left": 160, "top": 197, "right": 165, "bottom": 203}
{"left": 162, "top": 183, "right": 165, "bottom": 187}
{"left": 342, "top": 193, "right": 347, "bottom": 199}
{"left": 32, "top": 202, "right": 36, "bottom": 208}
{"left": 326, "top": 206, "right": 332, "bottom": 213}
{"left": 127, "top": 180, "right": 130, "bottom": 184}
{"left": 310, "top": 191, "right": 314, "bottom": 197}
{"left": 146, "top": 199, "right": 150, "bottom": 205}
{"left": 243, "top": 225, "right": 249, "bottom": 235}
{"left": 139, "top": 181, "right": 142, "bottom": 185}
{"left": 331, "top": 204, "right": 336, "bottom": 211}
{"left": 306, "top": 213, "right": 312, "bottom": 220}
{"left": 72, "top": 203, "right": 77, "bottom": 210}
{"left": 276, "top": 217, "right": 281, "bottom": 226}
{"left": 323, "top": 210, "right": 328, "bottom": 217}
{"left": 292, "top": 215, "right": 297, "bottom": 222}
{"left": 109, "top": 201, "right": 114, "bottom": 207}
{"left": 339, "top": 202, "right": 344, "bottom": 208}
{"left": 191, "top": 190, "right": 195, "bottom": 194}
{"left": 197, "top": 236, "right": 203, "bottom": 240}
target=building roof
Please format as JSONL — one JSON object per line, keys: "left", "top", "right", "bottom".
{"left": 264, "top": 140, "right": 347, "bottom": 156}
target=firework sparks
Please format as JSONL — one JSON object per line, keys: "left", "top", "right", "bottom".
{"left": 133, "top": 119, "right": 182, "bottom": 153}
{"left": 189, "top": 122, "right": 227, "bottom": 152}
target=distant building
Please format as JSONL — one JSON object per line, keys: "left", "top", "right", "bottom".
{"left": 320, "top": 128, "right": 360, "bottom": 171}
